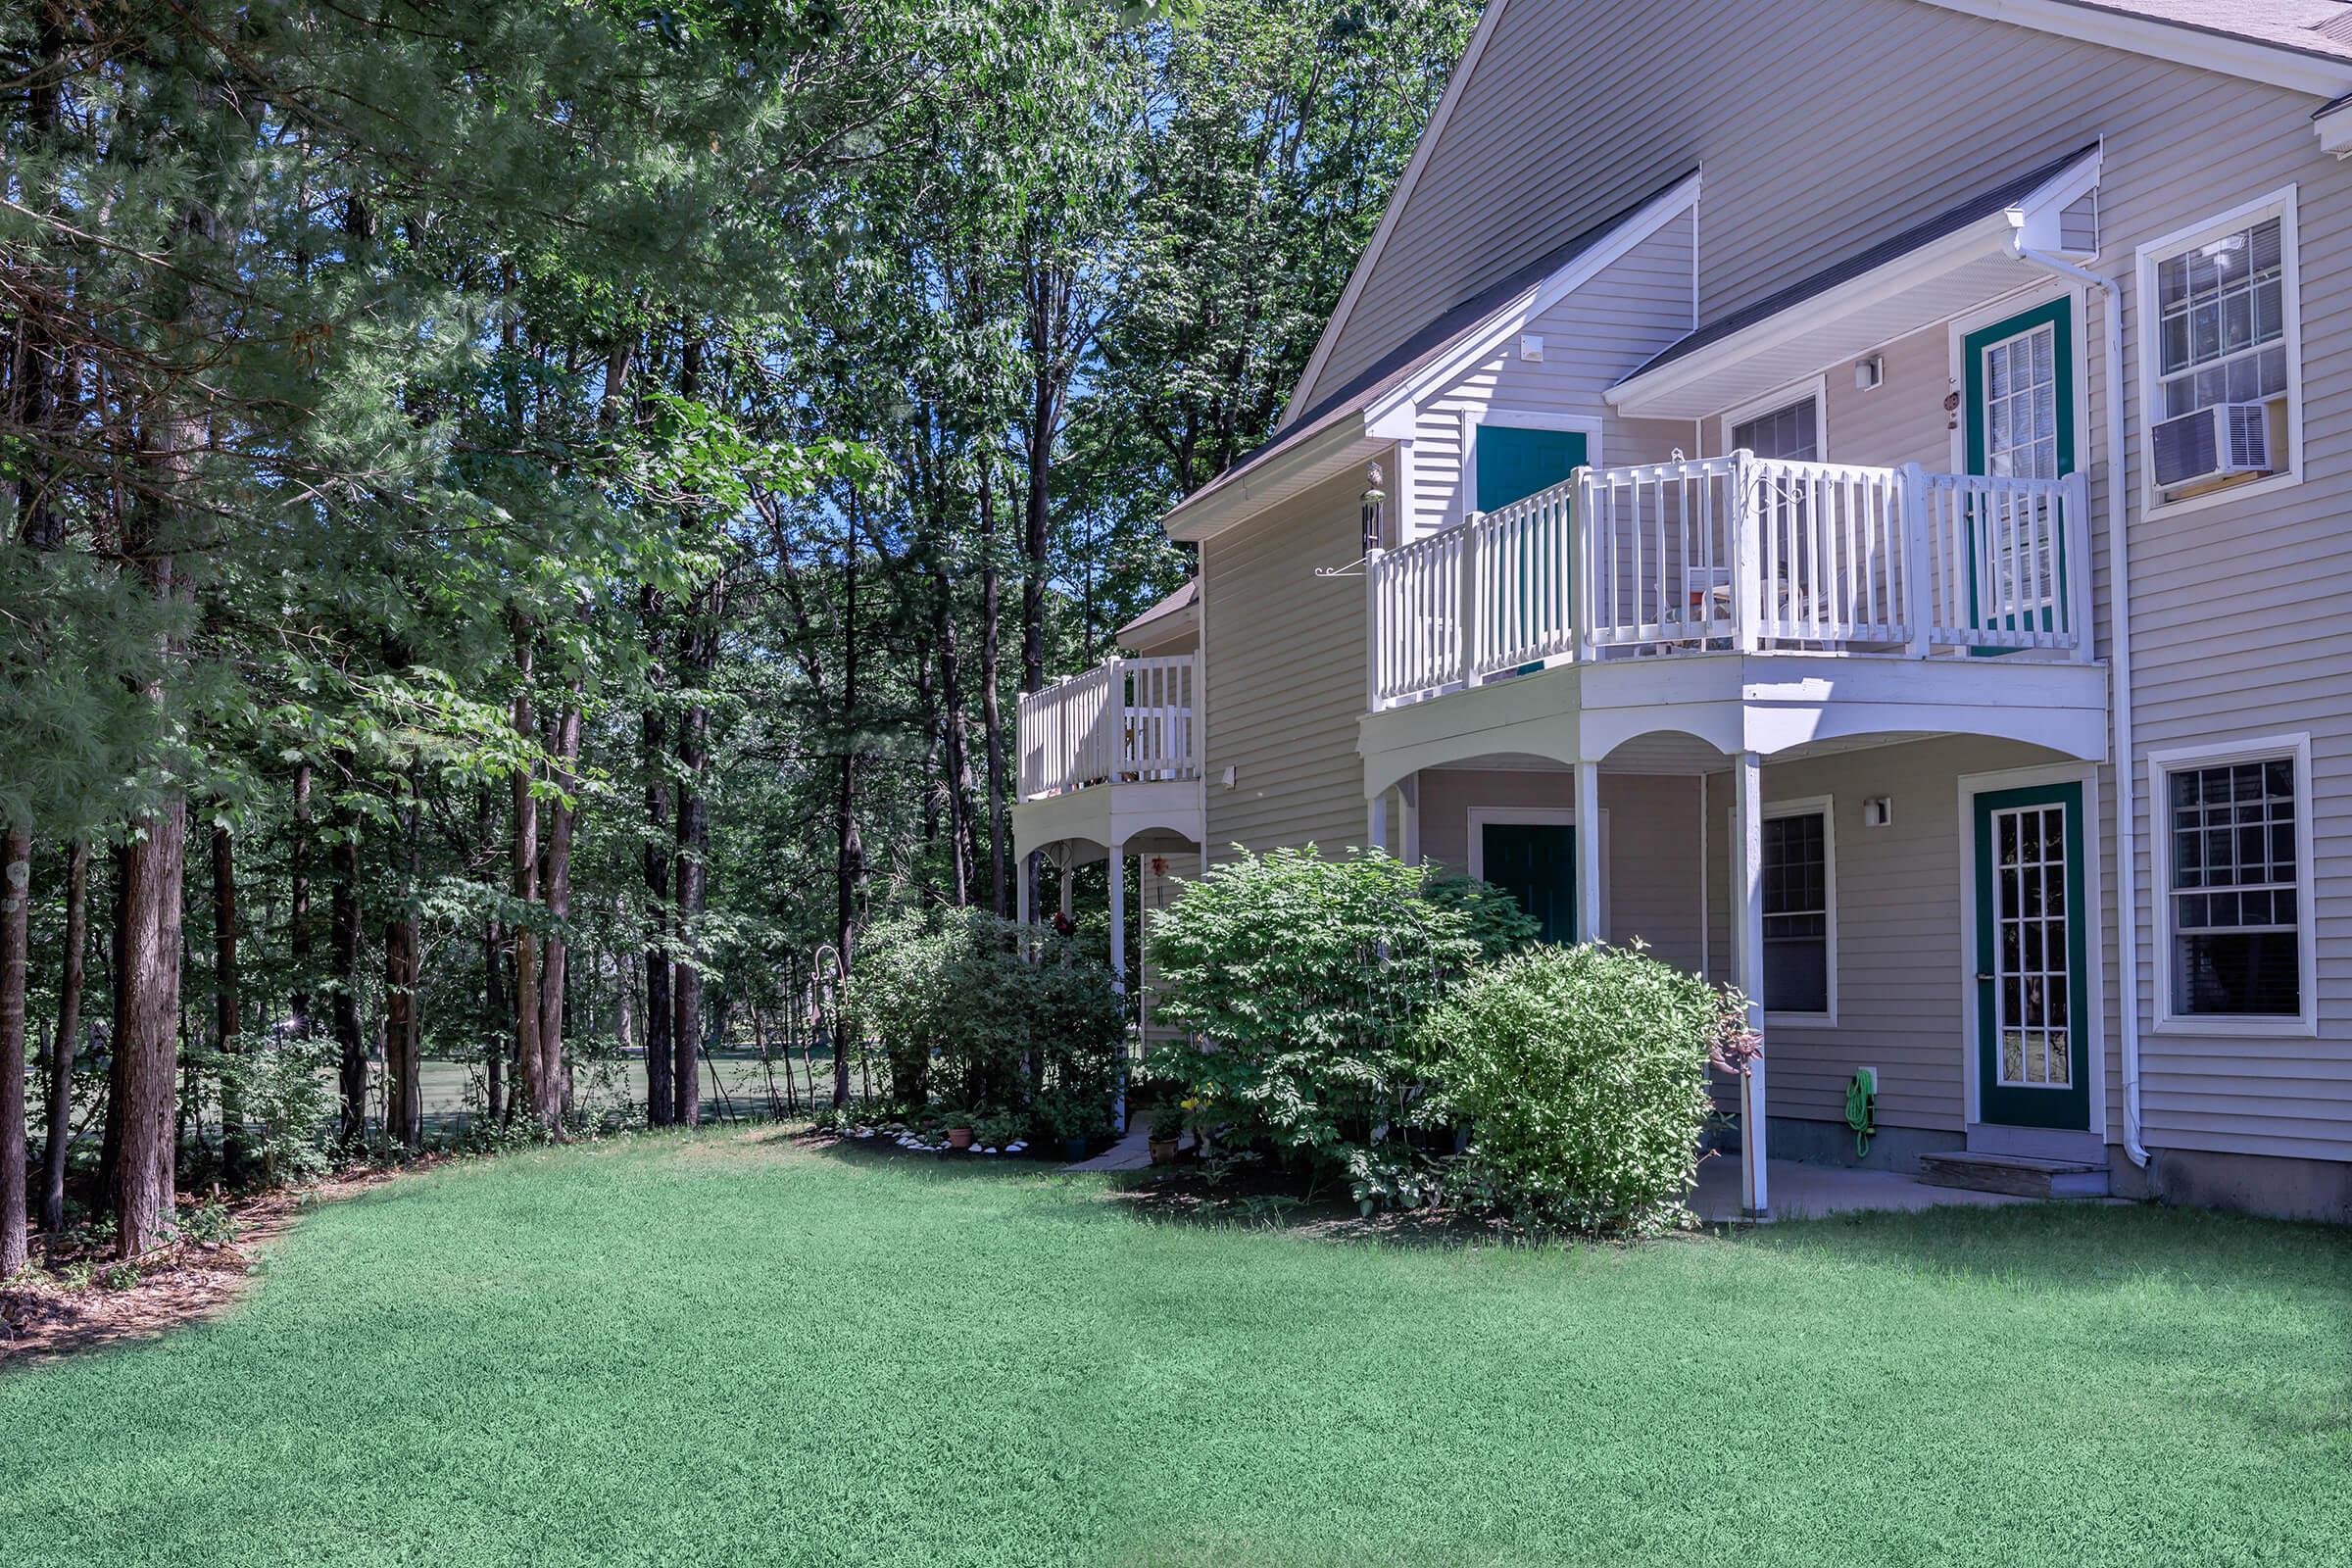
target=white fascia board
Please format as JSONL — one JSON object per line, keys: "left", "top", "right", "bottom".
{"left": 2006, "top": 139, "right": 2103, "bottom": 253}
{"left": 2316, "top": 97, "right": 2352, "bottom": 157}
{"left": 1160, "top": 414, "right": 1376, "bottom": 543}
{"left": 1917, "top": 0, "right": 2352, "bottom": 99}
{"left": 1606, "top": 214, "right": 2008, "bottom": 416}
{"left": 1363, "top": 171, "right": 1704, "bottom": 431}
{"left": 1276, "top": 0, "right": 1515, "bottom": 431}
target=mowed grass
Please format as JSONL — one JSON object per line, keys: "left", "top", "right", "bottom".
{"left": 1, "top": 1133, "right": 2346, "bottom": 1567}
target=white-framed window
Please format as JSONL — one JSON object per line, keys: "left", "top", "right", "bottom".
{"left": 1729, "top": 794, "right": 1836, "bottom": 1023}
{"left": 2149, "top": 734, "right": 2317, "bottom": 1036}
{"left": 2134, "top": 187, "right": 2301, "bottom": 514}
{"left": 1722, "top": 376, "right": 1826, "bottom": 462}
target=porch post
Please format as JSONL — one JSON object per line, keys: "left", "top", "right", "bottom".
{"left": 1733, "top": 750, "right": 1771, "bottom": 1220}
{"left": 1575, "top": 760, "right": 1603, "bottom": 943}
{"left": 1108, "top": 838, "right": 1129, "bottom": 1133}
{"left": 1016, "top": 850, "right": 1033, "bottom": 927}
{"left": 1396, "top": 774, "right": 1422, "bottom": 867}
{"left": 1368, "top": 789, "right": 1390, "bottom": 856}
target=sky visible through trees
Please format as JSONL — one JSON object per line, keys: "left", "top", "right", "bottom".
{"left": 0, "top": 0, "right": 1478, "bottom": 1260}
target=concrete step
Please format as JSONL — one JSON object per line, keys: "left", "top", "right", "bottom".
{"left": 1917, "top": 1151, "right": 2110, "bottom": 1199}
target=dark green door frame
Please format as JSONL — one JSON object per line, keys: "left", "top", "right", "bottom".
{"left": 1971, "top": 779, "right": 2091, "bottom": 1131}
{"left": 1961, "top": 296, "right": 2077, "bottom": 655}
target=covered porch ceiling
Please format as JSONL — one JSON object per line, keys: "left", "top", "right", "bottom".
{"left": 1607, "top": 143, "right": 2101, "bottom": 422}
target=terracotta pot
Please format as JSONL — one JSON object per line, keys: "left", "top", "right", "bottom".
{"left": 947, "top": 1127, "right": 975, "bottom": 1151}
{"left": 1148, "top": 1137, "right": 1181, "bottom": 1165}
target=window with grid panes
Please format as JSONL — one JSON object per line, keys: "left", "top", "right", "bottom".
{"left": 2155, "top": 217, "right": 2287, "bottom": 424}
{"left": 2167, "top": 757, "right": 2301, "bottom": 1016}
{"left": 1761, "top": 810, "right": 1829, "bottom": 1014}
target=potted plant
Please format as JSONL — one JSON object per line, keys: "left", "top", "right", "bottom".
{"left": 1147, "top": 1102, "right": 1185, "bottom": 1165}
{"left": 1037, "top": 1087, "right": 1102, "bottom": 1161}
{"left": 931, "top": 1101, "right": 976, "bottom": 1152}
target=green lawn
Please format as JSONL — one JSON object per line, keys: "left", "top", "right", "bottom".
{"left": 2, "top": 1133, "right": 2346, "bottom": 1567}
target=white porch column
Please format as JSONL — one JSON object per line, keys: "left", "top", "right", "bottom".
{"left": 1396, "top": 774, "right": 1422, "bottom": 867}
{"left": 1575, "top": 760, "right": 1603, "bottom": 944}
{"left": 1107, "top": 838, "right": 1129, "bottom": 1134}
{"left": 1733, "top": 751, "right": 1770, "bottom": 1220}
{"left": 1368, "top": 789, "right": 1390, "bottom": 856}
{"left": 1016, "top": 850, "right": 1034, "bottom": 927}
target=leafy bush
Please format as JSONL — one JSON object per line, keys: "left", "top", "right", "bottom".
{"left": 853, "top": 906, "right": 1124, "bottom": 1122}
{"left": 214, "top": 1039, "right": 340, "bottom": 1187}
{"left": 1423, "top": 870, "right": 1541, "bottom": 962}
{"left": 1142, "top": 846, "right": 1489, "bottom": 1184}
{"left": 1423, "top": 943, "right": 1751, "bottom": 1233}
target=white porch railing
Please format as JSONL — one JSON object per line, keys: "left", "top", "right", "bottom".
{"left": 1367, "top": 452, "right": 2090, "bottom": 709}
{"left": 1018, "top": 654, "right": 1200, "bottom": 799}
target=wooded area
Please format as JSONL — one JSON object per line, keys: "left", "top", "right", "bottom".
{"left": 0, "top": 0, "right": 1477, "bottom": 1265}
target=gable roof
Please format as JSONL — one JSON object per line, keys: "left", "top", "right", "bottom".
{"left": 1616, "top": 142, "right": 2098, "bottom": 396}
{"left": 1160, "top": 172, "right": 1698, "bottom": 543}
{"left": 1281, "top": 0, "right": 2352, "bottom": 434}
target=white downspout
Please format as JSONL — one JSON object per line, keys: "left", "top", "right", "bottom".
{"left": 2012, "top": 236, "right": 2149, "bottom": 1167}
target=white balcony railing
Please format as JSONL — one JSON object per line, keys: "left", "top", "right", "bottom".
{"left": 1369, "top": 452, "right": 2090, "bottom": 710}
{"left": 1018, "top": 654, "right": 1200, "bottom": 799}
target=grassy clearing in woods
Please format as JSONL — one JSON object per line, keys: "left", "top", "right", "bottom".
{"left": 0, "top": 1130, "right": 2344, "bottom": 1567}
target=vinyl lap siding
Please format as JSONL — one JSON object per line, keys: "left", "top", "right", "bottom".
{"left": 1271, "top": 0, "right": 2352, "bottom": 1162}
{"left": 1201, "top": 469, "right": 1372, "bottom": 861}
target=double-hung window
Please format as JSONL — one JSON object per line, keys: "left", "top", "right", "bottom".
{"left": 1757, "top": 801, "right": 1834, "bottom": 1019}
{"left": 2136, "top": 189, "right": 2300, "bottom": 508}
{"left": 2153, "top": 738, "right": 2314, "bottom": 1032}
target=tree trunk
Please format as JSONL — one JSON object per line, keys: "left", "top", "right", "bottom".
{"left": 41, "top": 839, "right": 85, "bottom": 1232}
{"left": 978, "top": 452, "right": 1008, "bottom": 915}
{"left": 210, "top": 820, "right": 246, "bottom": 1176}
{"left": 111, "top": 803, "right": 185, "bottom": 1257}
{"left": 289, "top": 761, "right": 312, "bottom": 1039}
{"left": 384, "top": 777, "right": 422, "bottom": 1149}
{"left": 833, "top": 513, "right": 863, "bottom": 1107}
{"left": 538, "top": 699, "right": 581, "bottom": 1124}
{"left": 1, "top": 833, "right": 30, "bottom": 1273}
{"left": 510, "top": 614, "right": 547, "bottom": 1129}
{"left": 642, "top": 702, "right": 672, "bottom": 1126}
{"left": 672, "top": 613, "right": 712, "bottom": 1128}
{"left": 482, "top": 914, "right": 506, "bottom": 1126}
{"left": 932, "top": 572, "right": 973, "bottom": 906}
{"left": 331, "top": 808, "right": 366, "bottom": 1145}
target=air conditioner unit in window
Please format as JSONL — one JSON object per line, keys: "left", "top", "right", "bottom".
{"left": 2152, "top": 401, "right": 2273, "bottom": 489}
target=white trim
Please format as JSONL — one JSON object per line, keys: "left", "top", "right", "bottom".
{"left": 1280, "top": 0, "right": 1515, "bottom": 428}
{"left": 1718, "top": 374, "right": 1829, "bottom": 461}
{"left": 2133, "top": 185, "right": 2303, "bottom": 521}
{"left": 1945, "top": 283, "right": 2089, "bottom": 477}
{"left": 1363, "top": 172, "right": 1702, "bottom": 433}
{"left": 1916, "top": 0, "right": 2352, "bottom": 99}
{"left": 2315, "top": 97, "right": 2352, "bottom": 159}
{"left": 1465, "top": 804, "right": 1611, "bottom": 940}
{"left": 2144, "top": 732, "right": 2318, "bottom": 1039}
{"left": 1955, "top": 760, "right": 2108, "bottom": 1138}
{"left": 1722, "top": 794, "right": 1838, "bottom": 1028}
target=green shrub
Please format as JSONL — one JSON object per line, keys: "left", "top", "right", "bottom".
{"left": 1143, "top": 846, "right": 1488, "bottom": 1183}
{"left": 1423, "top": 943, "right": 1750, "bottom": 1233}
{"left": 853, "top": 906, "right": 1123, "bottom": 1120}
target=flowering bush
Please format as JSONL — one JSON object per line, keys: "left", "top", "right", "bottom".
{"left": 1421, "top": 942, "right": 1753, "bottom": 1233}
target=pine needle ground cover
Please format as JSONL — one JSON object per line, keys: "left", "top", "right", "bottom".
{"left": 1, "top": 1133, "right": 2344, "bottom": 1567}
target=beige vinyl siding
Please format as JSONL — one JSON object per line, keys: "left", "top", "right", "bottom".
{"left": 1414, "top": 767, "right": 1703, "bottom": 973}
{"left": 1250, "top": 0, "right": 2352, "bottom": 1161}
{"left": 1699, "top": 737, "right": 2078, "bottom": 1133}
{"left": 1406, "top": 211, "right": 1697, "bottom": 537}
{"left": 1200, "top": 468, "right": 1373, "bottom": 860}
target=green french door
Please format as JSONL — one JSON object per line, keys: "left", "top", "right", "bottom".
{"left": 1475, "top": 424, "right": 1586, "bottom": 675}
{"left": 1972, "top": 781, "right": 2090, "bottom": 1130}
{"left": 1962, "top": 298, "right": 2075, "bottom": 654}
{"left": 1480, "top": 821, "right": 1577, "bottom": 945}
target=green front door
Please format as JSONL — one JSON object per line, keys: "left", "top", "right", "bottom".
{"left": 1481, "top": 821, "right": 1577, "bottom": 945}
{"left": 1962, "top": 298, "right": 2076, "bottom": 654}
{"left": 1972, "top": 781, "right": 2090, "bottom": 1130}
{"left": 1475, "top": 424, "right": 1586, "bottom": 674}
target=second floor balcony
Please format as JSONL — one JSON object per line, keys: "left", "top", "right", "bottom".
{"left": 1367, "top": 452, "right": 2092, "bottom": 710}
{"left": 1018, "top": 654, "right": 1200, "bottom": 800}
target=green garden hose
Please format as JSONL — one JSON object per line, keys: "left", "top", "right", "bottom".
{"left": 1845, "top": 1072, "right": 1876, "bottom": 1158}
